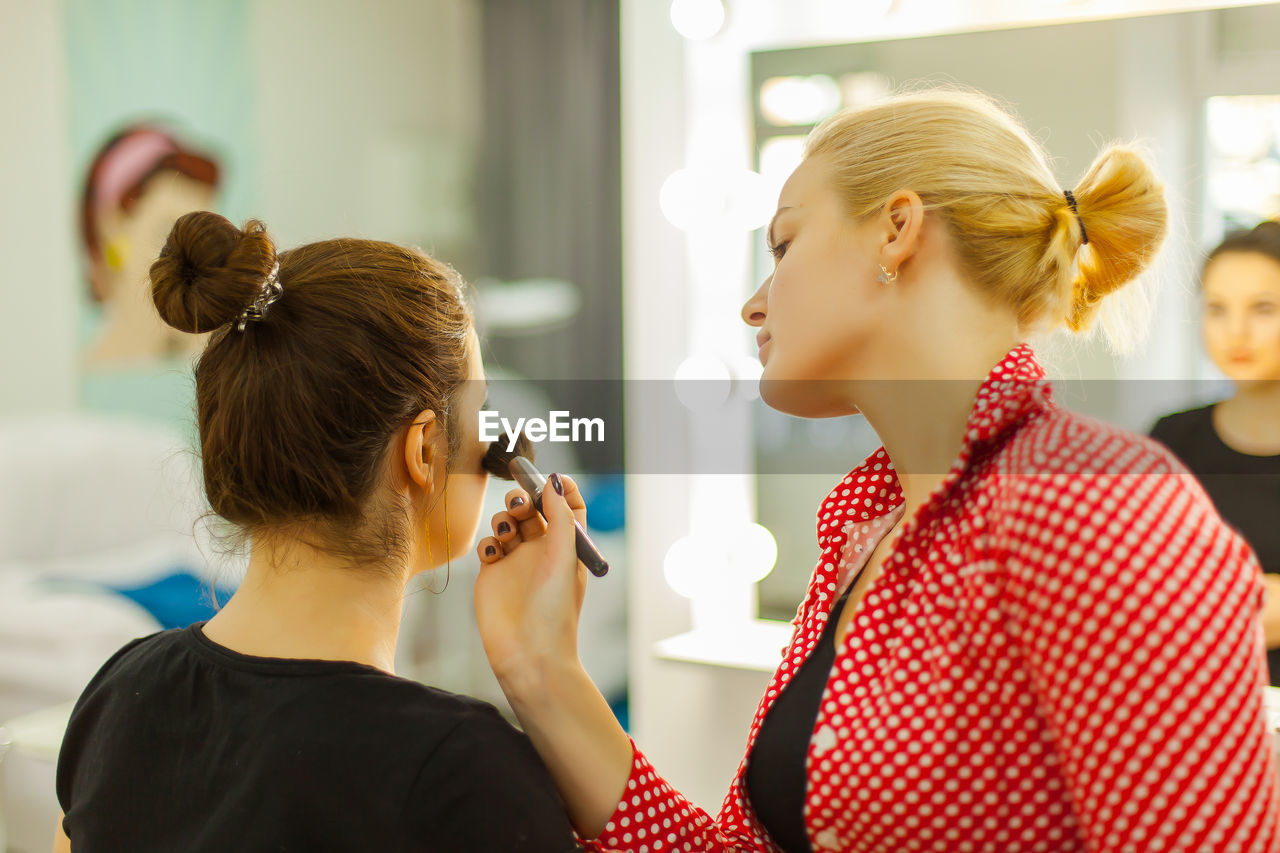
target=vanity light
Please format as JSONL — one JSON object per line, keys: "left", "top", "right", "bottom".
{"left": 669, "top": 0, "right": 726, "bottom": 41}
{"left": 660, "top": 168, "right": 772, "bottom": 232}
{"left": 759, "top": 75, "right": 842, "bottom": 127}
{"left": 675, "top": 354, "right": 733, "bottom": 411}
{"left": 730, "top": 523, "right": 778, "bottom": 583}
{"left": 664, "top": 535, "right": 728, "bottom": 599}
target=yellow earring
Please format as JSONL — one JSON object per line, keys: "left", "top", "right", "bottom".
{"left": 104, "top": 236, "right": 130, "bottom": 271}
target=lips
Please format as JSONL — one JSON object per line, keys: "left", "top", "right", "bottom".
{"left": 756, "top": 332, "right": 771, "bottom": 350}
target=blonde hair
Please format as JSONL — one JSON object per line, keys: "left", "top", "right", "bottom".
{"left": 803, "top": 88, "right": 1168, "bottom": 344}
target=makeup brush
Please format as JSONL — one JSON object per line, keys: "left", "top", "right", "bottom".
{"left": 480, "top": 437, "right": 610, "bottom": 578}
{"left": 482, "top": 432, "right": 535, "bottom": 479}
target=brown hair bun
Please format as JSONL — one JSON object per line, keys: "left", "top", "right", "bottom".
{"left": 150, "top": 211, "right": 276, "bottom": 333}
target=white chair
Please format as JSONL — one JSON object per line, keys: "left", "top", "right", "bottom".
{"left": 0, "top": 413, "right": 234, "bottom": 853}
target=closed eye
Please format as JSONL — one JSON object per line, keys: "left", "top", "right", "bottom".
{"left": 768, "top": 241, "right": 789, "bottom": 261}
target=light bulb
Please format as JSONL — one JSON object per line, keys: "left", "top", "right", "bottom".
{"left": 730, "top": 523, "right": 778, "bottom": 583}
{"left": 670, "top": 0, "right": 725, "bottom": 40}
{"left": 659, "top": 168, "right": 722, "bottom": 232}
{"left": 675, "top": 354, "right": 732, "bottom": 410}
{"left": 664, "top": 535, "right": 728, "bottom": 599}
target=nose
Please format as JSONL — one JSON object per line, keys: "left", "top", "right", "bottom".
{"left": 741, "top": 276, "right": 769, "bottom": 327}
{"left": 1227, "top": 311, "right": 1250, "bottom": 343}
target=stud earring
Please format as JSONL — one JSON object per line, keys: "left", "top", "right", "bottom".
{"left": 876, "top": 265, "right": 898, "bottom": 284}
{"left": 104, "top": 236, "right": 130, "bottom": 271}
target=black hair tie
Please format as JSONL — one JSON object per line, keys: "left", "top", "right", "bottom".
{"left": 1064, "top": 190, "right": 1089, "bottom": 245}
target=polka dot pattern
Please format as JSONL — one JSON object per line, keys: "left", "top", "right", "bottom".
{"left": 583, "top": 345, "right": 1280, "bottom": 852}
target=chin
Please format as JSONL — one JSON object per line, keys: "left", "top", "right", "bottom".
{"left": 1220, "top": 363, "right": 1280, "bottom": 383}
{"left": 760, "top": 379, "right": 857, "bottom": 419}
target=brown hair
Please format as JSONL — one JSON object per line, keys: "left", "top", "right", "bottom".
{"left": 804, "top": 88, "right": 1168, "bottom": 345}
{"left": 150, "top": 211, "right": 474, "bottom": 568}
{"left": 1206, "top": 220, "right": 1280, "bottom": 272}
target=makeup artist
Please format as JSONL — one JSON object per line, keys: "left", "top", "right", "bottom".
{"left": 474, "top": 88, "right": 1279, "bottom": 852}
{"left": 53, "top": 212, "right": 576, "bottom": 851}
{"left": 1152, "top": 220, "right": 1280, "bottom": 685}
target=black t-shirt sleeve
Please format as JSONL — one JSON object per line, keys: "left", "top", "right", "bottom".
{"left": 56, "top": 631, "right": 163, "bottom": 815}
{"left": 400, "top": 707, "right": 578, "bottom": 852}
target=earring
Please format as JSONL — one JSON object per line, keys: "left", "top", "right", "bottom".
{"left": 104, "top": 236, "right": 130, "bottom": 271}
{"left": 876, "top": 265, "right": 898, "bottom": 284}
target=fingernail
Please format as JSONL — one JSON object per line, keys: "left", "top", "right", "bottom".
{"left": 550, "top": 473, "right": 564, "bottom": 496}
{"left": 510, "top": 496, "right": 526, "bottom": 508}
{"left": 497, "top": 521, "right": 511, "bottom": 535}
{"left": 484, "top": 545, "right": 497, "bottom": 557}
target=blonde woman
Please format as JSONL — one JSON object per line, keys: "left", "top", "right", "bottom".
{"left": 475, "top": 90, "right": 1279, "bottom": 852}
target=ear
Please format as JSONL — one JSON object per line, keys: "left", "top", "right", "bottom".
{"left": 403, "top": 410, "right": 439, "bottom": 492}
{"left": 877, "top": 190, "right": 925, "bottom": 275}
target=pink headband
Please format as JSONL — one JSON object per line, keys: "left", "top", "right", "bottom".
{"left": 92, "top": 129, "right": 180, "bottom": 218}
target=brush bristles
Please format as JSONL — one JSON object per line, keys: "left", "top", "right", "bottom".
{"left": 481, "top": 432, "right": 534, "bottom": 479}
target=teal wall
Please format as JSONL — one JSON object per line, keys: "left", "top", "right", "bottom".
{"left": 67, "top": 0, "right": 255, "bottom": 435}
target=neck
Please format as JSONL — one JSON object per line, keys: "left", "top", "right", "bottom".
{"left": 203, "top": 538, "right": 412, "bottom": 674}
{"left": 849, "top": 292, "right": 1019, "bottom": 513}
{"left": 1218, "top": 379, "right": 1280, "bottom": 452}
{"left": 1231, "top": 378, "right": 1280, "bottom": 409}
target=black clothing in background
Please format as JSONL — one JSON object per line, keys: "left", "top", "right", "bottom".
{"left": 56, "top": 624, "right": 578, "bottom": 853}
{"left": 1152, "top": 403, "right": 1280, "bottom": 685}
{"left": 746, "top": 585, "right": 854, "bottom": 853}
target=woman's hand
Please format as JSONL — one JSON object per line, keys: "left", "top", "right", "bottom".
{"left": 474, "top": 473, "right": 589, "bottom": 698}
{"left": 474, "top": 473, "right": 634, "bottom": 837}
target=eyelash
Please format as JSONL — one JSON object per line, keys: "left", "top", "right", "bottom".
{"left": 768, "top": 241, "right": 789, "bottom": 260}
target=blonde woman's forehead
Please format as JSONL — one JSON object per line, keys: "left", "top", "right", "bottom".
{"left": 779, "top": 156, "right": 832, "bottom": 202}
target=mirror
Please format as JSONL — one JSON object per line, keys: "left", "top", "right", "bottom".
{"left": 748, "top": 4, "right": 1280, "bottom": 620}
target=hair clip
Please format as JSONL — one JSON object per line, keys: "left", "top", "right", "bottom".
{"left": 236, "top": 261, "right": 283, "bottom": 332}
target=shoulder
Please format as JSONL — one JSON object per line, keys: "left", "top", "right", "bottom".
{"left": 401, "top": 697, "right": 577, "bottom": 850}
{"left": 990, "top": 408, "right": 1239, "bottom": 569}
{"left": 1150, "top": 403, "right": 1215, "bottom": 446}
{"left": 342, "top": 683, "right": 542, "bottom": 774}
{"left": 996, "top": 405, "right": 1189, "bottom": 486}
{"left": 67, "top": 629, "right": 174, "bottom": 709}
{"left": 425, "top": 697, "right": 546, "bottom": 772}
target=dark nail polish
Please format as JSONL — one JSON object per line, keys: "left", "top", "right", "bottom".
{"left": 510, "top": 496, "right": 526, "bottom": 508}
{"left": 484, "top": 545, "right": 497, "bottom": 557}
{"left": 550, "top": 473, "right": 564, "bottom": 496}
{"left": 497, "top": 521, "right": 511, "bottom": 535}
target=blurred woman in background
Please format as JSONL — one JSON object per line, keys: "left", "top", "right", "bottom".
{"left": 1152, "top": 220, "right": 1280, "bottom": 685}
{"left": 79, "top": 125, "right": 220, "bottom": 366}
{"left": 54, "top": 212, "right": 576, "bottom": 852}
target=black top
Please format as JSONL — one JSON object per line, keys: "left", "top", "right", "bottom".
{"left": 56, "top": 624, "right": 577, "bottom": 853}
{"left": 1152, "top": 404, "right": 1280, "bottom": 683}
{"left": 746, "top": 585, "right": 853, "bottom": 853}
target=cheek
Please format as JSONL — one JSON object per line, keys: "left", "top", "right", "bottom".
{"left": 1202, "top": 318, "right": 1228, "bottom": 347}
{"left": 1259, "top": 315, "right": 1280, "bottom": 343}
{"left": 451, "top": 442, "right": 491, "bottom": 541}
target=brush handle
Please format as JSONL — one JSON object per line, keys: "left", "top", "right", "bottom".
{"left": 507, "top": 456, "right": 609, "bottom": 577}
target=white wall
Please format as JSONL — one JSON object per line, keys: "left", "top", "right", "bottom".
{"left": 249, "top": 0, "right": 482, "bottom": 255}
{"left": 0, "top": 1, "right": 76, "bottom": 417}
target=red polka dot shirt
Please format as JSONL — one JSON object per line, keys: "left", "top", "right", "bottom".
{"left": 584, "top": 345, "right": 1279, "bottom": 852}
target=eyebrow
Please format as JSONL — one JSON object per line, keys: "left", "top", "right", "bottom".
{"left": 766, "top": 206, "right": 794, "bottom": 248}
